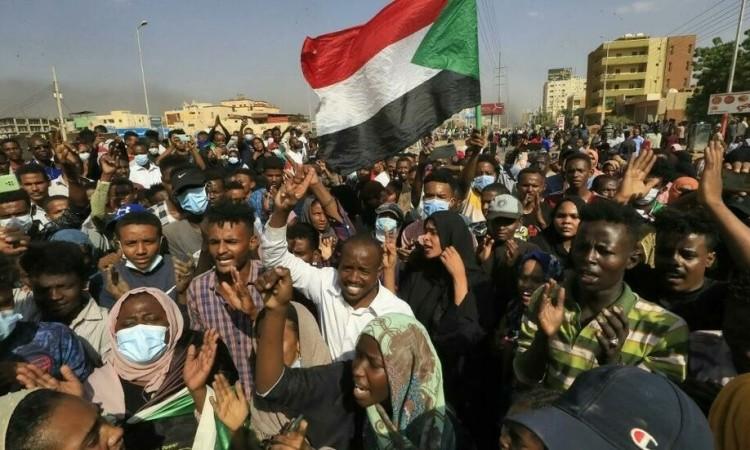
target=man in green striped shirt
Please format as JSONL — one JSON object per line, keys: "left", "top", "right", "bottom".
{"left": 514, "top": 201, "right": 688, "bottom": 390}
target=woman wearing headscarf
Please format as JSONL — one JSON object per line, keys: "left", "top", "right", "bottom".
{"left": 709, "top": 373, "right": 750, "bottom": 450}
{"left": 358, "top": 313, "right": 456, "bottom": 449}
{"left": 530, "top": 196, "right": 586, "bottom": 269}
{"left": 667, "top": 176, "right": 699, "bottom": 204}
{"left": 393, "top": 210, "right": 489, "bottom": 444}
{"left": 298, "top": 169, "right": 356, "bottom": 264}
{"left": 83, "top": 287, "right": 237, "bottom": 450}
{"left": 247, "top": 267, "right": 469, "bottom": 449}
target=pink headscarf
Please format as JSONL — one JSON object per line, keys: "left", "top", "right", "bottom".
{"left": 585, "top": 148, "right": 603, "bottom": 177}
{"left": 107, "top": 287, "right": 184, "bottom": 393}
{"left": 668, "top": 176, "right": 699, "bottom": 203}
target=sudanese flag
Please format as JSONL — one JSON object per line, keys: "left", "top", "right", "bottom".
{"left": 302, "top": 0, "right": 480, "bottom": 173}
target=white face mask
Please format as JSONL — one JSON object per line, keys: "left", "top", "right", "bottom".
{"left": 148, "top": 147, "right": 160, "bottom": 155}
{"left": 78, "top": 152, "right": 91, "bottom": 162}
{"left": 0, "top": 214, "right": 33, "bottom": 233}
{"left": 124, "top": 254, "right": 164, "bottom": 274}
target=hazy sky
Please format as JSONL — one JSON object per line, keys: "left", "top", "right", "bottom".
{"left": 0, "top": 0, "right": 744, "bottom": 124}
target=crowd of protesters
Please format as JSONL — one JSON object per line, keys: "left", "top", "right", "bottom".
{"left": 0, "top": 114, "right": 748, "bottom": 450}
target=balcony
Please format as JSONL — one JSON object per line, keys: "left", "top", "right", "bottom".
{"left": 590, "top": 87, "right": 646, "bottom": 99}
{"left": 600, "top": 72, "right": 646, "bottom": 82}
{"left": 602, "top": 54, "right": 648, "bottom": 65}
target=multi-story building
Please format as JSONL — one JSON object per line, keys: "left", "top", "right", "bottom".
{"left": 542, "top": 75, "right": 587, "bottom": 117}
{"left": 71, "top": 110, "right": 150, "bottom": 131}
{"left": 547, "top": 68, "right": 573, "bottom": 82}
{"left": 0, "top": 117, "right": 59, "bottom": 139}
{"left": 584, "top": 33, "right": 696, "bottom": 123}
{"left": 163, "top": 96, "right": 309, "bottom": 136}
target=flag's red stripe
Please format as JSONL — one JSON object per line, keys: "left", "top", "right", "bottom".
{"left": 301, "top": 0, "right": 447, "bottom": 89}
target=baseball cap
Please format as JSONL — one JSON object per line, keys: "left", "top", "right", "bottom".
{"left": 375, "top": 202, "right": 404, "bottom": 223}
{"left": 485, "top": 194, "right": 523, "bottom": 221}
{"left": 171, "top": 166, "right": 206, "bottom": 194}
{"left": 507, "top": 366, "right": 714, "bottom": 450}
{"left": 105, "top": 203, "right": 147, "bottom": 230}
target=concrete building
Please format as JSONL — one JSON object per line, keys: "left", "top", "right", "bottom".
{"left": 163, "top": 96, "right": 309, "bottom": 136}
{"left": 71, "top": 110, "right": 150, "bottom": 131}
{"left": 584, "top": 33, "right": 696, "bottom": 124}
{"left": 542, "top": 75, "right": 587, "bottom": 117}
{"left": 547, "top": 68, "right": 573, "bottom": 82}
{"left": 0, "top": 117, "right": 59, "bottom": 139}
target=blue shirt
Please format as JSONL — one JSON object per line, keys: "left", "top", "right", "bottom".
{"left": 0, "top": 321, "right": 92, "bottom": 390}
{"left": 29, "top": 160, "right": 62, "bottom": 180}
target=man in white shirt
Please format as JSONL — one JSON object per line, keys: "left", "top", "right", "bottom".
{"left": 129, "top": 142, "right": 162, "bottom": 188}
{"left": 262, "top": 167, "right": 413, "bottom": 361}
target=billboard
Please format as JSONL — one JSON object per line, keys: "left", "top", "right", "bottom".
{"left": 481, "top": 103, "right": 505, "bottom": 115}
{"left": 707, "top": 91, "right": 750, "bottom": 115}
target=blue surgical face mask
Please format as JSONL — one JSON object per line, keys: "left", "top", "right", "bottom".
{"left": 228, "top": 156, "right": 239, "bottom": 165}
{"left": 0, "top": 310, "right": 22, "bottom": 341}
{"left": 472, "top": 175, "right": 495, "bottom": 191}
{"left": 422, "top": 198, "right": 451, "bottom": 218}
{"left": 116, "top": 324, "right": 168, "bottom": 364}
{"left": 0, "top": 214, "right": 33, "bottom": 233}
{"left": 134, "top": 154, "right": 150, "bottom": 167}
{"left": 375, "top": 217, "right": 399, "bottom": 242}
{"left": 178, "top": 186, "right": 209, "bottom": 215}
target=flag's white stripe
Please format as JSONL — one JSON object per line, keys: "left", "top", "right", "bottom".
{"left": 314, "top": 25, "right": 441, "bottom": 136}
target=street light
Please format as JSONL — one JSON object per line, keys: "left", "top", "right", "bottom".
{"left": 136, "top": 20, "right": 151, "bottom": 118}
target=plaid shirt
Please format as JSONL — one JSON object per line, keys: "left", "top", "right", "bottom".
{"left": 514, "top": 280, "right": 688, "bottom": 390}
{"left": 187, "top": 261, "right": 264, "bottom": 391}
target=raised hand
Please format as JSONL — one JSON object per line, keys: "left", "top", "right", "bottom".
{"left": 268, "top": 419, "right": 312, "bottom": 450}
{"left": 319, "top": 236, "right": 334, "bottom": 262}
{"left": 16, "top": 363, "right": 83, "bottom": 398}
{"left": 0, "top": 227, "right": 30, "bottom": 256}
{"left": 440, "top": 246, "right": 466, "bottom": 279}
{"left": 254, "top": 266, "right": 293, "bottom": 310}
{"left": 210, "top": 373, "right": 249, "bottom": 433}
{"left": 274, "top": 167, "right": 314, "bottom": 211}
{"left": 174, "top": 258, "right": 195, "bottom": 294}
{"left": 97, "top": 250, "right": 122, "bottom": 272}
{"left": 183, "top": 329, "right": 219, "bottom": 392}
{"left": 503, "top": 239, "right": 519, "bottom": 267}
{"left": 382, "top": 232, "right": 398, "bottom": 270}
{"left": 537, "top": 280, "right": 566, "bottom": 338}
{"left": 594, "top": 306, "right": 629, "bottom": 365}
{"left": 698, "top": 140, "right": 724, "bottom": 208}
{"left": 99, "top": 154, "right": 117, "bottom": 180}
{"left": 396, "top": 241, "right": 415, "bottom": 263}
{"left": 477, "top": 235, "right": 494, "bottom": 263}
{"left": 218, "top": 267, "right": 258, "bottom": 319}
{"left": 616, "top": 148, "right": 659, "bottom": 204}
{"left": 104, "top": 266, "right": 131, "bottom": 300}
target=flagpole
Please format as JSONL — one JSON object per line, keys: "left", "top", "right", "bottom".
{"left": 475, "top": 105, "right": 483, "bottom": 132}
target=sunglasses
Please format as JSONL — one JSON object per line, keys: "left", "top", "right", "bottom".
{"left": 32, "top": 144, "right": 51, "bottom": 150}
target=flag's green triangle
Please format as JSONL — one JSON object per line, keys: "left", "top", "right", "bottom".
{"left": 412, "top": 0, "right": 479, "bottom": 79}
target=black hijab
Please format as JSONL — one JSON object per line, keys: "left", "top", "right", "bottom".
{"left": 534, "top": 195, "right": 586, "bottom": 267}
{"left": 399, "top": 211, "right": 487, "bottom": 333}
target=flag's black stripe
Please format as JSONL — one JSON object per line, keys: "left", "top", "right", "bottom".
{"left": 318, "top": 70, "right": 480, "bottom": 173}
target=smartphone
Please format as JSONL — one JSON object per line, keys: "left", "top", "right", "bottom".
{"left": 282, "top": 415, "right": 304, "bottom": 434}
{"left": 723, "top": 170, "right": 750, "bottom": 192}
{"left": 177, "top": 134, "right": 190, "bottom": 143}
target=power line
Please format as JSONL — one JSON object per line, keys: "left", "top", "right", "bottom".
{"left": 697, "top": 8, "right": 750, "bottom": 45}
{"left": 689, "top": 3, "right": 742, "bottom": 37}
{"left": 667, "top": 0, "right": 729, "bottom": 35}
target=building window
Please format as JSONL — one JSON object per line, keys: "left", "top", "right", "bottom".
{"left": 614, "top": 84, "right": 620, "bottom": 90}
{"left": 615, "top": 68, "right": 621, "bottom": 74}
{"left": 688, "top": 44, "right": 693, "bottom": 54}
{"left": 667, "top": 78, "right": 670, "bottom": 86}
{"left": 670, "top": 45, "right": 674, "bottom": 55}
{"left": 684, "top": 78, "right": 688, "bottom": 87}
{"left": 668, "top": 62, "right": 672, "bottom": 72}
{"left": 629, "top": 83, "right": 635, "bottom": 89}
{"left": 685, "top": 61, "right": 690, "bottom": 70}
{"left": 631, "top": 68, "right": 637, "bottom": 73}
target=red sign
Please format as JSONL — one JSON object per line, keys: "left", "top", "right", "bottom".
{"left": 481, "top": 103, "right": 505, "bottom": 115}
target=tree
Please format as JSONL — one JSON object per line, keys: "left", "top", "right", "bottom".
{"left": 687, "top": 30, "right": 750, "bottom": 122}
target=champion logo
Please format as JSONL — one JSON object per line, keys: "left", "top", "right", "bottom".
{"left": 631, "top": 428, "right": 658, "bottom": 449}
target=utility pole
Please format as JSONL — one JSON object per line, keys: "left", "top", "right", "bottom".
{"left": 52, "top": 66, "right": 67, "bottom": 142}
{"left": 722, "top": 0, "right": 746, "bottom": 137}
{"left": 600, "top": 41, "right": 610, "bottom": 126}
{"left": 136, "top": 20, "right": 151, "bottom": 118}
